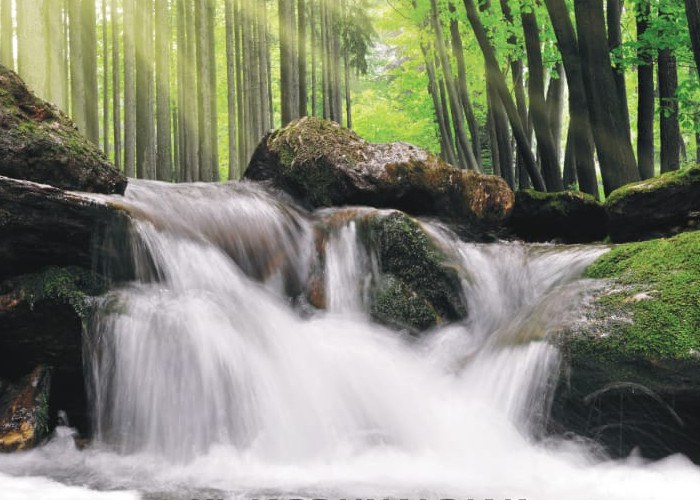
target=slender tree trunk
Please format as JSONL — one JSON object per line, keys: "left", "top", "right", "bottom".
{"left": 344, "top": 50, "right": 352, "bottom": 128}
{"left": 574, "top": 0, "right": 639, "bottom": 195}
{"left": 225, "top": 0, "right": 237, "bottom": 180}
{"left": 0, "top": 0, "right": 13, "bottom": 69}
{"left": 17, "top": 0, "right": 48, "bottom": 99}
{"left": 563, "top": 126, "right": 578, "bottom": 187}
{"left": 438, "top": 77, "right": 458, "bottom": 166}
{"left": 521, "top": 7, "right": 563, "bottom": 191}
{"left": 544, "top": 0, "right": 598, "bottom": 197}
{"left": 546, "top": 63, "right": 566, "bottom": 166}
{"left": 686, "top": 0, "right": 700, "bottom": 74}
{"left": 47, "top": 0, "right": 65, "bottom": 109}
{"left": 607, "top": 0, "right": 631, "bottom": 142}
{"left": 424, "top": 46, "right": 457, "bottom": 165}
{"left": 102, "top": 0, "right": 109, "bottom": 156}
{"left": 185, "top": 0, "right": 199, "bottom": 181}
{"left": 123, "top": 0, "right": 136, "bottom": 177}
{"left": 637, "top": 0, "right": 654, "bottom": 179}
{"left": 111, "top": 0, "right": 121, "bottom": 171}
{"left": 311, "top": 0, "right": 318, "bottom": 116}
{"left": 298, "top": 0, "right": 308, "bottom": 117}
{"left": 461, "top": 0, "right": 545, "bottom": 190}
{"left": 430, "top": 0, "right": 477, "bottom": 170}
{"left": 280, "top": 0, "right": 298, "bottom": 124}
{"left": 448, "top": 5, "right": 482, "bottom": 169}
{"left": 486, "top": 100, "right": 501, "bottom": 177}
{"left": 659, "top": 48, "right": 680, "bottom": 173}
{"left": 136, "top": 0, "right": 155, "bottom": 179}
{"left": 155, "top": 0, "right": 172, "bottom": 181}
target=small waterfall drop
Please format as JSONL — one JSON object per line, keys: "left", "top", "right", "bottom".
{"left": 2, "top": 179, "right": 700, "bottom": 500}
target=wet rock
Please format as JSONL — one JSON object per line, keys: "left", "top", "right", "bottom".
{"left": 310, "top": 208, "right": 467, "bottom": 332}
{"left": 0, "top": 176, "right": 130, "bottom": 280}
{"left": 509, "top": 190, "right": 608, "bottom": 243}
{"left": 552, "top": 230, "right": 700, "bottom": 461}
{"left": 0, "top": 365, "right": 51, "bottom": 452}
{"left": 605, "top": 165, "right": 700, "bottom": 243}
{"left": 245, "top": 117, "right": 514, "bottom": 230}
{"left": 0, "top": 65, "right": 126, "bottom": 194}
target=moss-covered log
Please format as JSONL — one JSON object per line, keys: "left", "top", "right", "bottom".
{"left": 0, "top": 64, "right": 126, "bottom": 194}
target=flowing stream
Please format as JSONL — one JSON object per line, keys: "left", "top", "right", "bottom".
{"left": 2, "top": 180, "right": 700, "bottom": 499}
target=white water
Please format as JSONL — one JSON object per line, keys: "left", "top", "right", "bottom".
{"left": 2, "top": 180, "right": 700, "bottom": 499}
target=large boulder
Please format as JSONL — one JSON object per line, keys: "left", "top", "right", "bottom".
{"left": 308, "top": 208, "right": 467, "bottom": 332}
{"left": 605, "top": 165, "right": 700, "bottom": 242}
{"left": 0, "top": 64, "right": 126, "bottom": 194}
{"left": 245, "top": 117, "right": 514, "bottom": 230}
{"left": 508, "top": 190, "right": 608, "bottom": 243}
{"left": 552, "top": 230, "right": 700, "bottom": 460}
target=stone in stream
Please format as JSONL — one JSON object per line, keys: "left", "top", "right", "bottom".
{"left": 0, "top": 64, "right": 126, "bottom": 194}
{"left": 552, "top": 229, "right": 700, "bottom": 461}
{"left": 244, "top": 117, "right": 514, "bottom": 235}
{"left": 308, "top": 208, "right": 467, "bottom": 333}
{"left": 0, "top": 365, "right": 51, "bottom": 452}
{"left": 605, "top": 165, "right": 700, "bottom": 243}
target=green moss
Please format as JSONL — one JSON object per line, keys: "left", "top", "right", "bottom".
{"left": 362, "top": 211, "right": 466, "bottom": 323}
{"left": 606, "top": 165, "right": 700, "bottom": 206}
{"left": 370, "top": 276, "right": 439, "bottom": 332}
{"left": 23, "top": 267, "right": 107, "bottom": 319}
{"left": 580, "top": 230, "right": 700, "bottom": 360}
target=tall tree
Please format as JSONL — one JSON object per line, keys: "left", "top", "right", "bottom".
{"left": 102, "top": 0, "right": 109, "bottom": 156}
{"left": 0, "top": 0, "right": 13, "bottom": 69}
{"left": 461, "top": 0, "right": 546, "bottom": 191}
{"left": 298, "top": 0, "right": 308, "bottom": 117}
{"left": 123, "top": 0, "right": 136, "bottom": 177}
{"left": 574, "top": 0, "right": 639, "bottom": 195}
{"left": 136, "top": 0, "right": 155, "bottom": 179}
{"left": 111, "top": 0, "right": 121, "bottom": 171}
{"left": 521, "top": 4, "right": 563, "bottom": 191}
{"left": 280, "top": 0, "right": 299, "bottom": 124}
{"left": 68, "top": 0, "right": 99, "bottom": 144}
{"left": 16, "top": 0, "right": 49, "bottom": 99}
{"left": 607, "top": 0, "right": 631, "bottom": 142}
{"left": 544, "top": 0, "right": 598, "bottom": 197}
{"left": 687, "top": 0, "right": 700, "bottom": 73}
{"left": 636, "top": 0, "right": 654, "bottom": 179}
{"left": 155, "top": 0, "right": 172, "bottom": 181}
{"left": 658, "top": 48, "right": 680, "bottom": 173}
{"left": 225, "top": 0, "right": 238, "bottom": 179}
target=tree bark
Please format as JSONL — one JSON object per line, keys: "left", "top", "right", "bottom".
{"left": 544, "top": 0, "right": 598, "bottom": 198}
{"left": 225, "top": 0, "right": 238, "bottom": 180}
{"left": 123, "top": 0, "right": 136, "bottom": 177}
{"left": 636, "top": 0, "right": 654, "bottom": 179}
{"left": 686, "top": 0, "right": 700, "bottom": 74}
{"left": 424, "top": 47, "right": 457, "bottom": 166}
{"left": 298, "top": 0, "right": 308, "bottom": 117}
{"left": 136, "top": 0, "right": 155, "bottom": 179}
{"left": 546, "top": 62, "right": 566, "bottom": 166}
{"left": 521, "top": 7, "right": 563, "bottom": 191}
{"left": 659, "top": 48, "right": 680, "bottom": 173}
{"left": 607, "top": 0, "right": 631, "bottom": 143}
{"left": 111, "top": 0, "right": 121, "bottom": 172}
{"left": 574, "top": 0, "right": 639, "bottom": 195}
{"left": 155, "top": 0, "right": 172, "bottom": 181}
{"left": 280, "top": 0, "right": 298, "bottom": 124}
{"left": 461, "top": 0, "right": 546, "bottom": 191}
{"left": 0, "top": 0, "right": 13, "bottom": 69}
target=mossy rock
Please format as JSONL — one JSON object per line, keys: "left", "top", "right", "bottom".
{"left": 310, "top": 208, "right": 467, "bottom": 333}
{"left": 509, "top": 189, "right": 608, "bottom": 243}
{"left": 0, "top": 266, "right": 107, "bottom": 380}
{"left": 0, "top": 65, "right": 126, "bottom": 194}
{"left": 551, "top": 230, "right": 700, "bottom": 460}
{"left": 245, "top": 117, "right": 514, "bottom": 231}
{"left": 605, "top": 165, "right": 700, "bottom": 242}
{"left": 0, "top": 365, "right": 51, "bottom": 452}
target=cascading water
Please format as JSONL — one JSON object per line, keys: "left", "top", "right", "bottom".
{"left": 2, "top": 179, "right": 700, "bottom": 500}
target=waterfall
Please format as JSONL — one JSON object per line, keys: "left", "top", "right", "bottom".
{"left": 2, "top": 179, "right": 700, "bottom": 500}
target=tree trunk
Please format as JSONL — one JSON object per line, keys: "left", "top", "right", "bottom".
{"left": 546, "top": 62, "right": 566, "bottom": 166}
{"left": 311, "top": 0, "right": 318, "bottom": 116}
{"left": 280, "top": 0, "right": 298, "bottom": 125}
{"left": 136, "top": 0, "right": 155, "bottom": 179}
{"left": 155, "top": 0, "right": 172, "bottom": 181}
{"left": 430, "top": 0, "right": 477, "bottom": 170}
{"left": 185, "top": 0, "right": 199, "bottom": 181}
{"left": 686, "top": 0, "right": 700, "bottom": 74}
{"left": 424, "top": 47, "right": 457, "bottom": 166}
{"left": 0, "top": 0, "right": 13, "bottom": 69}
{"left": 101, "top": 0, "right": 109, "bottom": 156}
{"left": 225, "top": 0, "right": 238, "bottom": 180}
{"left": 607, "top": 0, "right": 631, "bottom": 143}
{"left": 111, "top": 0, "right": 121, "bottom": 171}
{"left": 123, "top": 0, "right": 136, "bottom": 177}
{"left": 574, "top": 0, "right": 639, "bottom": 195}
{"left": 636, "top": 0, "right": 654, "bottom": 179}
{"left": 47, "top": 0, "right": 66, "bottom": 109}
{"left": 521, "top": 7, "right": 563, "bottom": 191}
{"left": 448, "top": 2, "right": 481, "bottom": 169}
{"left": 461, "top": 0, "right": 546, "bottom": 191}
{"left": 544, "top": 0, "right": 598, "bottom": 198}
{"left": 298, "top": 0, "right": 308, "bottom": 117}
{"left": 659, "top": 48, "right": 680, "bottom": 173}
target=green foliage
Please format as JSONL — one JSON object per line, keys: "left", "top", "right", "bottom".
{"left": 24, "top": 266, "right": 107, "bottom": 319}
{"left": 582, "top": 230, "right": 700, "bottom": 359}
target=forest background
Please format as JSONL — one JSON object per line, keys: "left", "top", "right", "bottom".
{"left": 1, "top": 0, "right": 699, "bottom": 199}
